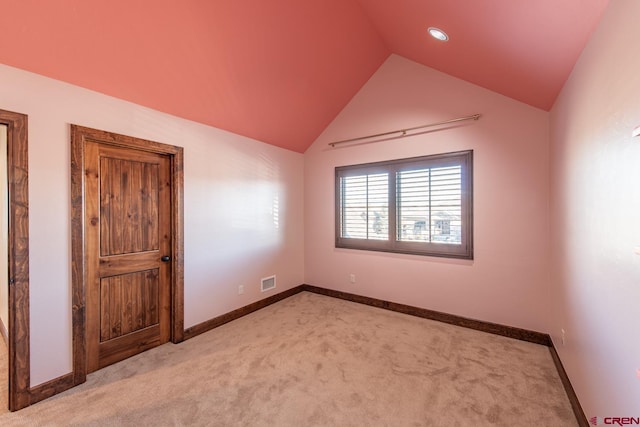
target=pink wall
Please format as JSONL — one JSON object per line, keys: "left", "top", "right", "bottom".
{"left": 549, "top": 0, "right": 640, "bottom": 415}
{"left": 0, "top": 63, "right": 304, "bottom": 386}
{"left": 305, "top": 55, "right": 550, "bottom": 333}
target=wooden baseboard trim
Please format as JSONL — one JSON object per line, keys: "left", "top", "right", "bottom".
{"left": 548, "top": 345, "right": 588, "bottom": 427}
{"left": 183, "top": 283, "right": 550, "bottom": 346}
{"left": 302, "top": 284, "right": 552, "bottom": 346}
{"left": 29, "top": 372, "right": 76, "bottom": 406}
{"left": 183, "top": 285, "right": 305, "bottom": 340}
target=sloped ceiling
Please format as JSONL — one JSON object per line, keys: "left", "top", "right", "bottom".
{"left": 0, "top": 0, "right": 608, "bottom": 152}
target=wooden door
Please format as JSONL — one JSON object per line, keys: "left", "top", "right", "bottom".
{"left": 85, "top": 141, "right": 172, "bottom": 373}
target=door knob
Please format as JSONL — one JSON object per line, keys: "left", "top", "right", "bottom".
{"left": 161, "top": 255, "right": 171, "bottom": 262}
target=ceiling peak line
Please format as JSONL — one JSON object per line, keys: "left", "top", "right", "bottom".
{"left": 327, "top": 114, "right": 481, "bottom": 148}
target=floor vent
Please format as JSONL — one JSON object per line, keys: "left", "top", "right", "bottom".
{"left": 261, "top": 275, "right": 276, "bottom": 292}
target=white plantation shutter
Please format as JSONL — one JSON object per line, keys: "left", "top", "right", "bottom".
{"left": 429, "top": 166, "right": 462, "bottom": 243}
{"left": 397, "top": 166, "right": 462, "bottom": 244}
{"left": 340, "top": 173, "right": 389, "bottom": 240}
{"left": 397, "top": 169, "right": 430, "bottom": 241}
{"left": 336, "top": 150, "right": 473, "bottom": 259}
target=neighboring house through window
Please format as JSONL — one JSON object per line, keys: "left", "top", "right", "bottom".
{"left": 335, "top": 150, "right": 473, "bottom": 259}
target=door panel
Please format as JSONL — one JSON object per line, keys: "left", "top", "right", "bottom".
{"left": 100, "top": 157, "right": 159, "bottom": 256}
{"left": 85, "top": 141, "right": 171, "bottom": 373}
{"left": 99, "top": 270, "right": 159, "bottom": 341}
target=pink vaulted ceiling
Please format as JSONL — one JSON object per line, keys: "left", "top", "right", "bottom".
{"left": 0, "top": 1, "right": 608, "bottom": 153}
{"left": 0, "top": 0, "right": 389, "bottom": 152}
{"left": 357, "top": 0, "right": 609, "bottom": 112}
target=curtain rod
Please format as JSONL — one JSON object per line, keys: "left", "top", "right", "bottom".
{"left": 328, "top": 113, "right": 481, "bottom": 147}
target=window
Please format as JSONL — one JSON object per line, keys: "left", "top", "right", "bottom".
{"left": 335, "top": 150, "right": 473, "bottom": 259}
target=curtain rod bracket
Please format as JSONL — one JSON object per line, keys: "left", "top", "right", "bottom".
{"left": 328, "top": 113, "right": 481, "bottom": 147}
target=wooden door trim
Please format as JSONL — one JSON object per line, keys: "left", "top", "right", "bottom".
{"left": 0, "top": 109, "right": 30, "bottom": 411}
{"left": 70, "top": 125, "right": 184, "bottom": 386}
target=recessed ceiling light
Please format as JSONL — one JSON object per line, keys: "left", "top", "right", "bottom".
{"left": 428, "top": 27, "right": 449, "bottom": 42}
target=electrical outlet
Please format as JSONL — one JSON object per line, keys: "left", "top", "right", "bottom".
{"left": 238, "top": 285, "right": 244, "bottom": 295}
{"left": 561, "top": 329, "right": 566, "bottom": 346}
{"left": 349, "top": 274, "right": 356, "bottom": 284}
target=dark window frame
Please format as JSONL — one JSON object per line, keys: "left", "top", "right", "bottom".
{"left": 335, "top": 150, "right": 473, "bottom": 259}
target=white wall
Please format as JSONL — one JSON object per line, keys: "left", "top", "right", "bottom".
{"left": 549, "top": 0, "right": 640, "bottom": 415}
{"left": 0, "top": 63, "right": 305, "bottom": 386}
{"left": 305, "top": 55, "right": 550, "bottom": 333}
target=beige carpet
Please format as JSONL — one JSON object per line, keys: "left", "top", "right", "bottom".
{"left": 0, "top": 292, "right": 576, "bottom": 426}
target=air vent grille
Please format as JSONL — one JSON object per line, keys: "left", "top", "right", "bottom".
{"left": 261, "top": 275, "right": 276, "bottom": 292}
